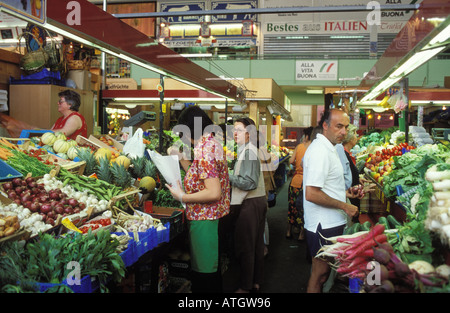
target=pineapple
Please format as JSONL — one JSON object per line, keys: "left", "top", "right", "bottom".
{"left": 96, "top": 156, "right": 113, "bottom": 184}
{"left": 111, "top": 162, "right": 132, "bottom": 189}
{"left": 130, "top": 156, "right": 146, "bottom": 178}
{"left": 76, "top": 147, "right": 97, "bottom": 176}
{"left": 143, "top": 158, "right": 156, "bottom": 178}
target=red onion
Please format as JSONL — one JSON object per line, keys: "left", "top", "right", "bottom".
{"left": 7, "top": 190, "right": 16, "bottom": 199}
{"left": 3, "top": 182, "right": 12, "bottom": 190}
{"left": 49, "top": 191, "right": 60, "bottom": 200}
{"left": 11, "top": 178, "right": 22, "bottom": 187}
{"left": 64, "top": 207, "right": 73, "bottom": 215}
{"left": 40, "top": 204, "right": 52, "bottom": 214}
{"left": 24, "top": 201, "right": 32, "bottom": 209}
{"left": 29, "top": 202, "right": 40, "bottom": 212}
{"left": 15, "top": 186, "right": 24, "bottom": 195}
{"left": 46, "top": 218, "right": 55, "bottom": 226}
{"left": 47, "top": 211, "right": 56, "bottom": 220}
{"left": 54, "top": 206, "right": 64, "bottom": 215}
{"left": 68, "top": 198, "right": 78, "bottom": 208}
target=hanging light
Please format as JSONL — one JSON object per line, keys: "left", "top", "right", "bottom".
{"left": 443, "top": 105, "right": 447, "bottom": 110}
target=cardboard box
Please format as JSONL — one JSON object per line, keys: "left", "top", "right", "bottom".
{"left": 67, "top": 70, "right": 91, "bottom": 90}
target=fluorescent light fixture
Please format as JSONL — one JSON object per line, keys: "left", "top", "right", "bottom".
{"left": 171, "top": 103, "right": 185, "bottom": 111}
{"left": 360, "top": 16, "right": 450, "bottom": 103}
{"left": 180, "top": 53, "right": 213, "bottom": 58}
{"left": 232, "top": 104, "right": 247, "bottom": 112}
{"left": 112, "top": 97, "right": 233, "bottom": 102}
{"left": 428, "top": 23, "right": 450, "bottom": 45}
{"left": 306, "top": 89, "right": 323, "bottom": 94}
{"left": 44, "top": 23, "right": 235, "bottom": 101}
{"left": 199, "top": 105, "right": 212, "bottom": 111}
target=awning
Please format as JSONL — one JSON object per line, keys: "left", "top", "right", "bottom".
{"left": 45, "top": 0, "right": 238, "bottom": 101}
{"left": 359, "top": 0, "right": 450, "bottom": 91}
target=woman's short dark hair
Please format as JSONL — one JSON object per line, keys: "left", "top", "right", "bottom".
{"left": 177, "top": 105, "right": 216, "bottom": 141}
{"left": 59, "top": 90, "right": 81, "bottom": 112}
{"left": 303, "top": 126, "right": 314, "bottom": 141}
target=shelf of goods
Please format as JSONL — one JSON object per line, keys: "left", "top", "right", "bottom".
{"left": 0, "top": 129, "right": 187, "bottom": 293}
{"left": 321, "top": 128, "right": 450, "bottom": 293}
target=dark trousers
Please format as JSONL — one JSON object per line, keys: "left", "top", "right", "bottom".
{"left": 234, "top": 196, "right": 267, "bottom": 290}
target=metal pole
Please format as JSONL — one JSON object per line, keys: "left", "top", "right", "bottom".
{"left": 159, "top": 74, "right": 165, "bottom": 153}
{"left": 225, "top": 98, "right": 228, "bottom": 145}
{"left": 402, "top": 78, "right": 409, "bottom": 144}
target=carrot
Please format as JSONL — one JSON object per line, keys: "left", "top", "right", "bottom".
{"left": 340, "top": 224, "right": 385, "bottom": 251}
{"left": 345, "top": 234, "right": 387, "bottom": 260}
{"left": 0, "top": 138, "right": 16, "bottom": 150}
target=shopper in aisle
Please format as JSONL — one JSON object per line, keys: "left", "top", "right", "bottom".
{"left": 166, "top": 105, "right": 230, "bottom": 293}
{"left": 286, "top": 126, "right": 313, "bottom": 240}
{"left": 302, "top": 108, "right": 359, "bottom": 293}
{"left": 51, "top": 89, "right": 87, "bottom": 140}
{"left": 229, "top": 117, "right": 267, "bottom": 293}
{"left": 337, "top": 125, "right": 375, "bottom": 223}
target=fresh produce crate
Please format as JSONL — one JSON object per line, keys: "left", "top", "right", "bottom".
{"left": 133, "top": 228, "right": 157, "bottom": 258}
{"left": 349, "top": 278, "right": 363, "bottom": 293}
{"left": 19, "top": 129, "right": 53, "bottom": 140}
{"left": 112, "top": 232, "right": 138, "bottom": 267}
{"left": 32, "top": 275, "right": 99, "bottom": 293}
{"left": 0, "top": 159, "right": 23, "bottom": 181}
{"left": 157, "top": 222, "right": 171, "bottom": 245}
{"left": 149, "top": 206, "right": 185, "bottom": 241}
{"left": 89, "top": 134, "right": 124, "bottom": 152}
{"left": 75, "top": 135, "right": 101, "bottom": 151}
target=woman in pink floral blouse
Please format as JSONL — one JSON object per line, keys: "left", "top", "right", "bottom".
{"left": 166, "top": 106, "right": 230, "bottom": 293}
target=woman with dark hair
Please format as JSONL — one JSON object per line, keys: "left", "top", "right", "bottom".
{"left": 286, "top": 126, "right": 313, "bottom": 240}
{"left": 166, "top": 105, "right": 230, "bottom": 293}
{"left": 51, "top": 89, "right": 87, "bottom": 140}
{"left": 230, "top": 117, "right": 267, "bottom": 293}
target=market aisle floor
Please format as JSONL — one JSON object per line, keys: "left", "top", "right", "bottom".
{"left": 222, "top": 178, "right": 312, "bottom": 293}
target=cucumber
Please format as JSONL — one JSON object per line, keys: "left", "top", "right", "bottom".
{"left": 377, "top": 216, "right": 390, "bottom": 230}
{"left": 360, "top": 221, "right": 372, "bottom": 231}
{"left": 387, "top": 214, "right": 402, "bottom": 229}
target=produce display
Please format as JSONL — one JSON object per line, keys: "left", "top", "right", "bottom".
{"left": 0, "top": 130, "right": 181, "bottom": 293}
{"left": 318, "top": 127, "right": 450, "bottom": 293}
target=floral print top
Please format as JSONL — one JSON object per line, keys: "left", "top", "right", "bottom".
{"left": 184, "top": 133, "right": 230, "bottom": 221}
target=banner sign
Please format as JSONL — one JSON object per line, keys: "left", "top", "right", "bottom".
{"left": 211, "top": 1, "right": 257, "bottom": 22}
{"left": 0, "top": 0, "right": 46, "bottom": 24}
{"left": 160, "top": 2, "right": 205, "bottom": 24}
{"left": 295, "top": 60, "right": 338, "bottom": 81}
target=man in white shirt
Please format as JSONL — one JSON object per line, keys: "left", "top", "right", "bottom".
{"left": 303, "top": 108, "right": 359, "bottom": 293}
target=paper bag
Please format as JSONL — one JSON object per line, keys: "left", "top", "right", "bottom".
{"left": 147, "top": 149, "right": 185, "bottom": 208}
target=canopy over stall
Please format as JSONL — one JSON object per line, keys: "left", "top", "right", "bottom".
{"left": 21, "top": 0, "right": 239, "bottom": 101}
{"left": 359, "top": 0, "right": 450, "bottom": 102}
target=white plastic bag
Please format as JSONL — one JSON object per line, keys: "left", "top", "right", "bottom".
{"left": 122, "top": 128, "right": 145, "bottom": 158}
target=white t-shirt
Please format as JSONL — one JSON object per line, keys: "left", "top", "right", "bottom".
{"left": 303, "top": 134, "right": 347, "bottom": 232}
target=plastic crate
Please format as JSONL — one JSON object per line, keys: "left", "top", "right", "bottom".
{"left": 0, "top": 159, "right": 23, "bottom": 181}
{"left": 131, "top": 228, "right": 157, "bottom": 258}
{"left": 19, "top": 129, "right": 53, "bottom": 139}
{"left": 349, "top": 278, "right": 363, "bottom": 293}
{"left": 10, "top": 76, "right": 65, "bottom": 86}
{"left": 33, "top": 275, "right": 99, "bottom": 293}
{"left": 149, "top": 206, "right": 185, "bottom": 240}
{"left": 156, "top": 222, "right": 171, "bottom": 245}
